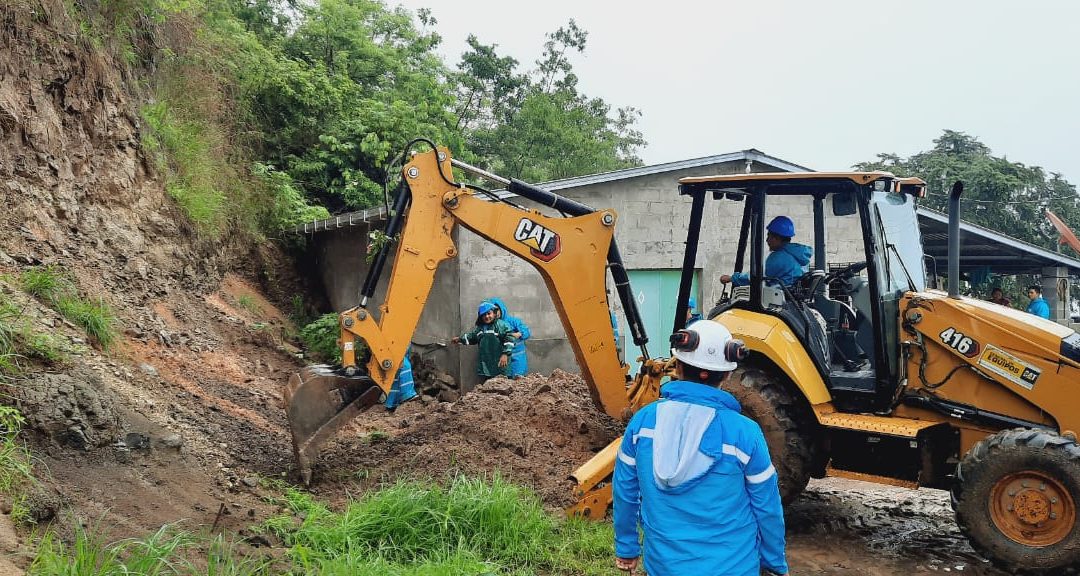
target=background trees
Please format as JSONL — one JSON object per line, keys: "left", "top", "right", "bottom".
{"left": 858, "top": 130, "right": 1080, "bottom": 256}
{"left": 222, "top": 2, "right": 645, "bottom": 213}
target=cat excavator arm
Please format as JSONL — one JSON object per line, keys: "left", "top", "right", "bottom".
{"left": 284, "top": 144, "right": 666, "bottom": 515}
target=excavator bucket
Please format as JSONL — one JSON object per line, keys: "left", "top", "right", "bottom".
{"left": 283, "top": 364, "right": 384, "bottom": 484}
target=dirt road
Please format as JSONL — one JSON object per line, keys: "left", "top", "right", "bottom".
{"left": 787, "top": 478, "right": 1005, "bottom": 575}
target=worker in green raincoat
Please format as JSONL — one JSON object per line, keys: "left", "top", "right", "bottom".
{"left": 452, "top": 302, "right": 514, "bottom": 382}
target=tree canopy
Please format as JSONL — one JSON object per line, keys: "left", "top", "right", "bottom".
{"left": 858, "top": 130, "right": 1080, "bottom": 257}
{"left": 225, "top": 1, "right": 645, "bottom": 212}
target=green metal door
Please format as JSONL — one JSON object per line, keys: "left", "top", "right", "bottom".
{"left": 625, "top": 269, "right": 700, "bottom": 370}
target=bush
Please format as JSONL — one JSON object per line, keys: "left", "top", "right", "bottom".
{"left": 299, "top": 313, "right": 344, "bottom": 364}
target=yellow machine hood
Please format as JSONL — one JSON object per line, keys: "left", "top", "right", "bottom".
{"left": 913, "top": 291, "right": 1077, "bottom": 364}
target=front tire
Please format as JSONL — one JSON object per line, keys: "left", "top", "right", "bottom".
{"left": 726, "top": 367, "right": 818, "bottom": 503}
{"left": 952, "top": 428, "right": 1080, "bottom": 575}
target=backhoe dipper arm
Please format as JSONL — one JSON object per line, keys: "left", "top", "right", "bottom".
{"left": 338, "top": 148, "right": 637, "bottom": 419}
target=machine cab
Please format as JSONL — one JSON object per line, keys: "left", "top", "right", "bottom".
{"left": 677, "top": 172, "right": 928, "bottom": 412}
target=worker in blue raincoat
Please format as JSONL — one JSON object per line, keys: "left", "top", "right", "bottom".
{"left": 384, "top": 347, "right": 417, "bottom": 409}
{"left": 489, "top": 297, "right": 530, "bottom": 378}
{"left": 721, "top": 215, "right": 812, "bottom": 287}
{"left": 686, "top": 296, "right": 702, "bottom": 326}
{"left": 613, "top": 319, "right": 788, "bottom": 576}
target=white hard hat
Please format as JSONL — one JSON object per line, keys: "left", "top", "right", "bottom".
{"left": 670, "top": 319, "right": 745, "bottom": 372}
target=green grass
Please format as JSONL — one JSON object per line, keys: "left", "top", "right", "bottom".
{"left": 31, "top": 477, "right": 620, "bottom": 575}
{"left": 19, "top": 266, "right": 65, "bottom": 302}
{"left": 31, "top": 524, "right": 274, "bottom": 576}
{"left": 267, "top": 476, "right": 618, "bottom": 575}
{"left": 55, "top": 296, "right": 117, "bottom": 349}
{"left": 141, "top": 100, "right": 229, "bottom": 233}
{"left": 0, "top": 405, "right": 35, "bottom": 527}
{"left": 18, "top": 267, "right": 118, "bottom": 350}
{"left": 237, "top": 295, "right": 261, "bottom": 316}
{"left": 0, "top": 300, "right": 20, "bottom": 375}
{"left": 0, "top": 294, "right": 68, "bottom": 375}
{"left": 360, "top": 430, "right": 389, "bottom": 444}
{"left": 0, "top": 406, "right": 32, "bottom": 495}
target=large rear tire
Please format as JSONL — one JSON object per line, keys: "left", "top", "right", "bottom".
{"left": 952, "top": 428, "right": 1080, "bottom": 575}
{"left": 726, "top": 367, "right": 818, "bottom": 503}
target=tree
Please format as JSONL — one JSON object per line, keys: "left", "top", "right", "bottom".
{"left": 858, "top": 131, "right": 1080, "bottom": 300}
{"left": 245, "top": 0, "right": 461, "bottom": 211}
{"left": 457, "top": 20, "right": 645, "bottom": 183}
{"left": 857, "top": 130, "right": 1080, "bottom": 255}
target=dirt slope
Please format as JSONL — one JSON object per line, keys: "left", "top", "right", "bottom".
{"left": 0, "top": 1, "right": 312, "bottom": 564}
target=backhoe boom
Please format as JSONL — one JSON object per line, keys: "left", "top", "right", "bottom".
{"left": 285, "top": 147, "right": 666, "bottom": 506}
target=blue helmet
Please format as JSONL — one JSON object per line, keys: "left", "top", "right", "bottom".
{"left": 477, "top": 301, "right": 496, "bottom": 316}
{"left": 687, "top": 296, "right": 697, "bottom": 311}
{"left": 766, "top": 216, "right": 795, "bottom": 238}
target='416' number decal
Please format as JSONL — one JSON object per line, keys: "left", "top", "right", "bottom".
{"left": 939, "top": 327, "right": 980, "bottom": 358}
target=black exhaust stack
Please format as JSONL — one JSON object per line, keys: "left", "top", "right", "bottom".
{"left": 948, "top": 181, "right": 964, "bottom": 299}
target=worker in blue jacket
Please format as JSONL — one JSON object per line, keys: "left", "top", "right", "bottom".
{"left": 1027, "top": 286, "right": 1051, "bottom": 319}
{"left": 721, "top": 215, "right": 812, "bottom": 287}
{"left": 686, "top": 296, "right": 702, "bottom": 326}
{"left": 613, "top": 319, "right": 788, "bottom": 576}
{"left": 489, "top": 297, "right": 531, "bottom": 378}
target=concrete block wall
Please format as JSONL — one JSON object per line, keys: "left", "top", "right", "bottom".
{"left": 314, "top": 225, "right": 462, "bottom": 383}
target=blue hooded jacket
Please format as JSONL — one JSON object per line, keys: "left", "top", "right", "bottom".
{"left": 613, "top": 381, "right": 788, "bottom": 576}
{"left": 731, "top": 242, "right": 813, "bottom": 287}
{"left": 1027, "top": 296, "right": 1051, "bottom": 319}
{"left": 489, "top": 298, "right": 530, "bottom": 377}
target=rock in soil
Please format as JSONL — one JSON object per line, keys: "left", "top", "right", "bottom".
{"left": 14, "top": 369, "right": 123, "bottom": 450}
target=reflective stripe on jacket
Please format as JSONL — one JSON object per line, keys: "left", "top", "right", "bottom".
{"left": 613, "top": 380, "right": 788, "bottom": 576}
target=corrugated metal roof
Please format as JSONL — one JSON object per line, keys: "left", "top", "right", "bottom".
{"left": 294, "top": 148, "right": 812, "bottom": 230}
{"left": 527, "top": 149, "right": 812, "bottom": 192}
{"left": 918, "top": 207, "right": 1080, "bottom": 274}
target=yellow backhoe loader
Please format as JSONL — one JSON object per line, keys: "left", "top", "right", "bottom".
{"left": 285, "top": 142, "right": 1080, "bottom": 574}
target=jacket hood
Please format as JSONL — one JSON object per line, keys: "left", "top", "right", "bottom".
{"left": 489, "top": 297, "right": 511, "bottom": 318}
{"left": 650, "top": 381, "right": 741, "bottom": 492}
{"left": 780, "top": 242, "right": 813, "bottom": 266}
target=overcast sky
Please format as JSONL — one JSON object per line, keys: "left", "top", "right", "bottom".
{"left": 396, "top": 0, "right": 1080, "bottom": 184}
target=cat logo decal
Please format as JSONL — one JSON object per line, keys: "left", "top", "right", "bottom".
{"left": 514, "top": 218, "right": 561, "bottom": 262}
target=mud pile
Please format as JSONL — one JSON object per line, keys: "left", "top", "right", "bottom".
{"left": 317, "top": 370, "right": 621, "bottom": 508}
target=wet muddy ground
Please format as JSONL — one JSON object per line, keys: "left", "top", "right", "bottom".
{"left": 788, "top": 478, "right": 1006, "bottom": 575}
